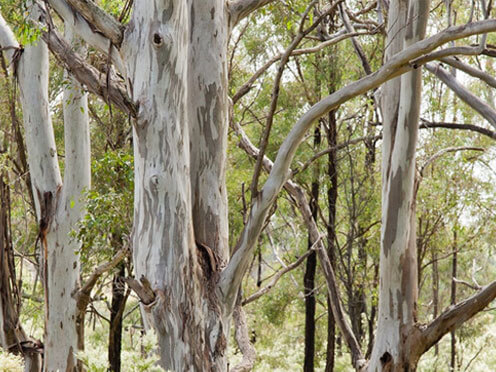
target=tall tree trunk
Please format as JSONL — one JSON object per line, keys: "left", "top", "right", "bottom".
{"left": 109, "top": 262, "right": 126, "bottom": 372}
{"left": 368, "top": 1, "right": 430, "bottom": 370}
{"left": 0, "top": 173, "right": 42, "bottom": 372}
{"left": 450, "top": 228, "right": 457, "bottom": 371}
{"left": 325, "top": 108, "right": 338, "bottom": 372}
{"left": 41, "top": 25, "right": 90, "bottom": 372}
{"left": 303, "top": 124, "right": 321, "bottom": 372}
{"left": 122, "top": 2, "right": 229, "bottom": 369}
{"left": 3, "top": 11, "right": 92, "bottom": 368}
{"left": 187, "top": 0, "right": 230, "bottom": 264}
{"left": 432, "top": 249, "right": 439, "bottom": 356}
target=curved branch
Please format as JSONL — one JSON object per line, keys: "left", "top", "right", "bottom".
{"left": 232, "top": 121, "right": 365, "bottom": 369}
{"left": 419, "top": 146, "right": 484, "bottom": 177}
{"left": 420, "top": 120, "right": 496, "bottom": 140}
{"left": 221, "top": 18, "right": 496, "bottom": 308}
{"left": 229, "top": 0, "right": 278, "bottom": 26}
{"left": 66, "top": 0, "right": 124, "bottom": 46}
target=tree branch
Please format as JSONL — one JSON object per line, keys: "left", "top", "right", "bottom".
{"left": 41, "top": 27, "right": 137, "bottom": 117}
{"left": 419, "top": 146, "right": 484, "bottom": 177}
{"left": 232, "top": 30, "right": 369, "bottom": 104}
{"left": 294, "top": 135, "right": 381, "bottom": 175}
{"left": 221, "top": 18, "right": 496, "bottom": 309}
{"left": 46, "top": 0, "right": 125, "bottom": 74}
{"left": 426, "top": 62, "right": 496, "bottom": 129}
{"left": 231, "top": 304, "right": 256, "bottom": 372}
{"left": 242, "top": 247, "right": 315, "bottom": 305}
{"left": 420, "top": 119, "right": 496, "bottom": 140}
{"left": 412, "top": 45, "right": 484, "bottom": 66}
{"left": 0, "top": 14, "right": 19, "bottom": 65}
{"left": 250, "top": 0, "right": 338, "bottom": 197}
{"left": 124, "top": 276, "right": 156, "bottom": 305}
{"left": 228, "top": 0, "right": 278, "bottom": 26}
{"left": 420, "top": 280, "right": 496, "bottom": 356}
{"left": 75, "top": 246, "right": 129, "bottom": 311}
{"left": 440, "top": 56, "right": 496, "bottom": 89}
{"left": 339, "top": 4, "right": 372, "bottom": 75}
{"left": 65, "top": 0, "right": 124, "bottom": 46}
{"left": 231, "top": 121, "right": 365, "bottom": 370}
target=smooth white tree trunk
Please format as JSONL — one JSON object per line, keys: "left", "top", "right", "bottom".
{"left": 41, "top": 26, "right": 91, "bottom": 372}
{"left": 369, "top": 1, "right": 430, "bottom": 371}
{"left": 2, "top": 8, "right": 91, "bottom": 369}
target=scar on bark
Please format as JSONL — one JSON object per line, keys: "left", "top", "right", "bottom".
{"left": 380, "top": 351, "right": 392, "bottom": 371}
{"left": 196, "top": 241, "right": 219, "bottom": 278}
{"left": 36, "top": 187, "right": 61, "bottom": 317}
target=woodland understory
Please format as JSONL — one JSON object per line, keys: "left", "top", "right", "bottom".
{"left": 1, "top": 0, "right": 496, "bottom": 371}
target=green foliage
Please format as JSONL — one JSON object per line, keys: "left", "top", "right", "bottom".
{"left": 77, "top": 150, "right": 133, "bottom": 263}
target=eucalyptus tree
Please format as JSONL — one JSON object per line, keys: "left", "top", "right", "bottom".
{"left": 0, "top": 9, "right": 90, "bottom": 371}
{"left": 2, "top": 0, "right": 496, "bottom": 371}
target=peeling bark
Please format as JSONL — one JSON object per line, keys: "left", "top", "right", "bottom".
{"left": 122, "top": 2, "right": 228, "bottom": 369}
{"left": 369, "top": 1, "right": 429, "bottom": 370}
{"left": 188, "top": 0, "right": 230, "bottom": 264}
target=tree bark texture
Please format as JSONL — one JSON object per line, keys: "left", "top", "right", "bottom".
{"left": 109, "top": 263, "right": 126, "bottom": 372}
{"left": 4, "top": 1, "right": 496, "bottom": 370}
{"left": 325, "top": 108, "right": 338, "bottom": 372}
{"left": 122, "top": 2, "right": 229, "bottom": 369}
{"left": 303, "top": 125, "right": 320, "bottom": 372}
{"left": 2, "top": 10, "right": 92, "bottom": 369}
{"left": 369, "top": 1, "right": 430, "bottom": 370}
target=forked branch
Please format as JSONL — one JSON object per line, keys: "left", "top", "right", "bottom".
{"left": 76, "top": 246, "right": 129, "bottom": 311}
{"left": 46, "top": 0, "right": 125, "bottom": 73}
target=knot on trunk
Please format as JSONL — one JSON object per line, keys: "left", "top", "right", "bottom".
{"left": 152, "top": 32, "right": 163, "bottom": 47}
